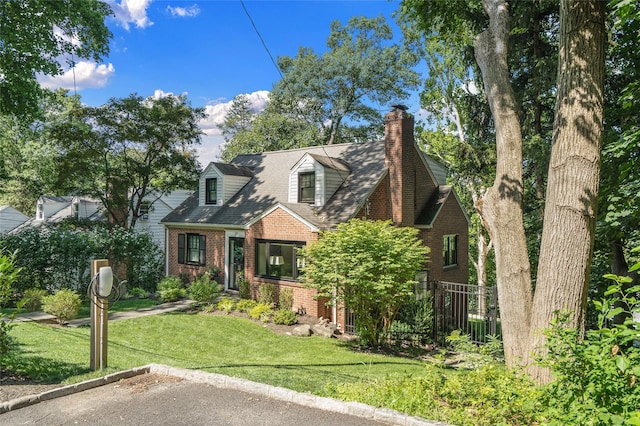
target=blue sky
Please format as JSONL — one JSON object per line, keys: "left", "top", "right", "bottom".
{"left": 39, "top": 0, "right": 421, "bottom": 166}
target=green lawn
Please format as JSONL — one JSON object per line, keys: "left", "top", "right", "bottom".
{"left": 1, "top": 298, "right": 158, "bottom": 318}
{"left": 3, "top": 313, "right": 426, "bottom": 396}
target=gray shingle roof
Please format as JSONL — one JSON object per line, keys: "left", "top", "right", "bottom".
{"left": 161, "top": 141, "right": 387, "bottom": 230}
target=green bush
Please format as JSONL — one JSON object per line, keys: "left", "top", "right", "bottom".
{"left": 157, "top": 276, "right": 186, "bottom": 302}
{"left": 388, "top": 295, "right": 434, "bottom": 345}
{"left": 329, "top": 363, "right": 543, "bottom": 425}
{"left": 258, "top": 283, "right": 276, "bottom": 306}
{"left": 238, "top": 274, "right": 252, "bottom": 300}
{"left": 188, "top": 274, "right": 221, "bottom": 305}
{"left": 539, "top": 261, "right": 640, "bottom": 425}
{"left": 249, "top": 302, "right": 274, "bottom": 323}
{"left": 42, "top": 289, "right": 81, "bottom": 324}
{"left": 125, "top": 287, "right": 149, "bottom": 299}
{"left": 279, "top": 288, "right": 294, "bottom": 310}
{"left": 19, "top": 289, "right": 49, "bottom": 312}
{"left": 216, "top": 297, "right": 236, "bottom": 314}
{"left": 273, "top": 308, "right": 297, "bottom": 325}
{"left": 0, "top": 250, "right": 21, "bottom": 308}
{"left": 236, "top": 299, "right": 258, "bottom": 313}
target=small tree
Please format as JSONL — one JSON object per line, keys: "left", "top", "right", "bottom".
{"left": 301, "top": 219, "right": 429, "bottom": 346}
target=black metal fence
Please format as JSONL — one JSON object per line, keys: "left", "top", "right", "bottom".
{"left": 342, "top": 280, "right": 500, "bottom": 346}
{"left": 430, "top": 280, "right": 499, "bottom": 345}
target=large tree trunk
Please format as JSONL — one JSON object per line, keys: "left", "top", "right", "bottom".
{"left": 529, "top": 0, "right": 605, "bottom": 383}
{"left": 473, "top": 0, "right": 533, "bottom": 367}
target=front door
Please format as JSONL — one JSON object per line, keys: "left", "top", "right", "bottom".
{"left": 228, "top": 237, "right": 244, "bottom": 291}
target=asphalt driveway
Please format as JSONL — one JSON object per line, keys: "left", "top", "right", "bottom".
{"left": 0, "top": 365, "right": 447, "bottom": 426}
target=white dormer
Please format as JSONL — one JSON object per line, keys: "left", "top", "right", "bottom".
{"left": 199, "top": 162, "right": 253, "bottom": 207}
{"left": 288, "top": 153, "right": 350, "bottom": 206}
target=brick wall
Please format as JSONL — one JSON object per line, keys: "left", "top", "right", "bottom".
{"left": 245, "top": 208, "right": 331, "bottom": 319}
{"left": 166, "top": 227, "right": 226, "bottom": 281}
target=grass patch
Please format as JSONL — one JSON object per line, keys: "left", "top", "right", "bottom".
{"left": 2, "top": 298, "right": 158, "bottom": 318}
{"left": 4, "top": 313, "right": 425, "bottom": 394}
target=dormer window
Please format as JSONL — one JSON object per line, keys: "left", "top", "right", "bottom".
{"left": 205, "top": 178, "right": 217, "bottom": 205}
{"left": 298, "top": 172, "right": 315, "bottom": 203}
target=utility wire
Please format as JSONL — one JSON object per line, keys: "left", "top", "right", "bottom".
{"left": 238, "top": 0, "right": 364, "bottom": 210}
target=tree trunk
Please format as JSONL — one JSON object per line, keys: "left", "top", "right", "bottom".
{"left": 529, "top": 0, "right": 605, "bottom": 383}
{"left": 473, "top": 0, "right": 533, "bottom": 367}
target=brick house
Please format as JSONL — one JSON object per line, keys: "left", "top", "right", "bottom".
{"left": 161, "top": 107, "right": 469, "bottom": 327}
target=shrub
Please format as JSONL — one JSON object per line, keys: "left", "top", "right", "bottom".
{"left": 258, "top": 283, "right": 276, "bottom": 306}
{"left": 279, "top": 288, "right": 294, "bottom": 310}
{"left": 388, "top": 294, "right": 434, "bottom": 346}
{"left": 539, "top": 260, "right": 640, "bottom": 425}
{"left": 238, "top": 274, "right": 252, "bottom": 300}
{"left": 329, "top": 363, "right": 543, "bottom": 425}
{"left": 20, "top": 289, "right": 49, "bottom": 312}
{"left": 188, "top": 274, "right": 221, "bottom": 306}
{"left": 216, "top": 297, "right": 236, "bottom": 314}
{"left": 125, "top": 287, "right": 149, "bottom": 299}
{"left": 236, "top": 299, "right": 258, "bottom": 314}
{"left": 42, "top": 289, "right": 81, "bottom": 324}
{"left": 0, "top": 250, "right": 21, "bottom": 308}
{"left": 249, "top": 303, "right": 274, "bottom": 323}
{"left": 157, "top": 276, "right": 186, "bottom": 302}
{"left": 273, "top": 308, "right": 297, "bottom": 325}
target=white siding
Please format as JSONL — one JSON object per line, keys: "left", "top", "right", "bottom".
{"left": 323, "top": 168, "right": 344, "bottom": 203}
{"left": 76, "top": 199, "right": 101, "bottom": 219}
{"left": 199, "top": 167, "right": 222, "bottom": 207}
{"left": 135, "top": 190, "right": 191, "bottom": 250}
{"left": 289, "top": 156, "right": 322, "bottom": 205}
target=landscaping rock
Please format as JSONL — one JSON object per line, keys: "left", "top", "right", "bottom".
{"left": 291, "top": 324, "right": 312, "bottom": 337}
{"left": 311, "top": 318, "right": 338, "bottom": 338}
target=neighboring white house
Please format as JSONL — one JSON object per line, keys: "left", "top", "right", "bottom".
{"left": 132, "top": 190, "right": 192, "bottom": 250}
{"left": 0, "top": 206, "right": 28, "bottom": 234}
{"left": 12, "top": 192, "right": 191, "bottom": 253}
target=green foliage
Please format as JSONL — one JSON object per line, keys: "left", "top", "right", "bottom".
{"left": 52, "top": 93, "right": 204, "bottom": 229}
{"left": 236, "top": 298, "right": 258, "bottom": 314}
{"left": 273, "top": 309, "right": 297, "bottom": 326}
{"left": 238, "top": 274, "right": 252, "bottom": 300}
{"left": 125, "top": 287, "right": 149, "bottom": 299}
{"left": 388, "top": 294, "right": 434, "bottom": 345}
{"left": 302, "top": 219, "right": 429, "bottom": 346}
{"left": 329, "top": 363, "right": 543, "bottom": 425}
{"left": 0, "top": 0, "right": 112, "bottom": 118}
{"left": 41, "top": 289, "right": 81, "bottom": 324}
{"left": 258, "top": 283, "right": 276, "bottom": 306}
{"left": 0, "top": 224, "right": 163, "bottom": 294}
{"left": 249, "top": 303, "right": 274, "bottom": 323}
{"left": 539, "top": 261, "right": 640, "bottom": 425}
{"left": 446, "top": 330, "right": 504, "bottom": 368}
{"left": 0, "top": 249, "right": 21, "bottom": 308}
{"left": 278, "top": 288, "right": 294, "bottom": 310}
{"left": 188, "top": 274, "right": 221, "bottom": 306}
{"left": 19, "top": 289, "right": 49, "bottom": 312}
{"left": 216, "top": 297, "right": 236, "bottom": 314}
{"left": 157, "top": 276, "right": 186, "bottom": 303}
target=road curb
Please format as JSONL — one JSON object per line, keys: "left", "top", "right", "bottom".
{"left": 0, "top": 364, "right": 449, "bottom": 425}
{"left": 146, "top": 364, "right": 448, "bottom": 426}
{"left": 0, "top": 366, "right": 150, "bottom": 414}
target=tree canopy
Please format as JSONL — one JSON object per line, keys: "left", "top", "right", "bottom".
{"left": 0, "top": 0, "right": 112, "bottom": 118}
{"left": 52, "top": 93, "right": 205, "bottom": 228}
{"left": 219, "top": 15, "right": 420, "bottom": 161}
{"left": 301, "top": 219, "right": 429, "bottom": 347}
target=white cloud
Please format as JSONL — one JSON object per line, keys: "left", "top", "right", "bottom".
{"left": 167, "top": 4, "right": 200, "bottom": 17}
{"left": 196, "top": 90, "right": 270, "bottom": 166}
{"left": 38, "top": 61, "right": 115, "bottom": 90}
{"left": 107, "top": 0, "right": 154, "bottom": 30}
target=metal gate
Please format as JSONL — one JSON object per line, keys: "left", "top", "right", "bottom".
{"left": 431, "top": 281, "right": 499, "bottom": 345}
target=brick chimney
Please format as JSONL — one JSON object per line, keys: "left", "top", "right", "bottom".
{"left": 385, "top": 105, "right": 416, "bottom": 226}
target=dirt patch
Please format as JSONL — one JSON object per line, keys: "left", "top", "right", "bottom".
{"left": 0, "top": 369, "right": 62, "bottom": 402}
{"left": 117, "top": 373, "right": 183, "bottom": 394}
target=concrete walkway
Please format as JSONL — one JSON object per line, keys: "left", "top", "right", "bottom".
{"left": 6, "top": 299, "right": 195, "bottom": 326}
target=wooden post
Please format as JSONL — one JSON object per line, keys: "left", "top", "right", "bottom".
{"left": 90, "top": 259, "right": 109, "bottom": 371}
